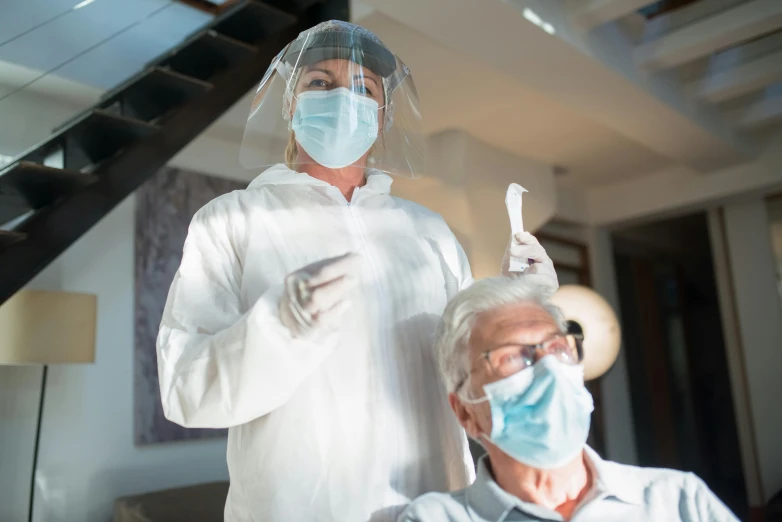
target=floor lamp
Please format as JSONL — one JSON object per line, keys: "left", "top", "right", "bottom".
{"left": 550, "top": 284, "right": 621, "bottom": 381}
{"left": 0, "top": 290, "right": 97, "bottom": 522}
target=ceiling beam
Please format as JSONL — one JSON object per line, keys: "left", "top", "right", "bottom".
{"left": 636, "top": 0, "right": 782, "bottom": 70}
{"left": 567, "top": 0, "right": 658, "bottom": 31}
{"left": 363, "top": 0, "right": 754, "bottom": 172}
{"left": 737, "top": 88, "right": 782, "bottom": 130}
{"left": 586, "top": 135, "right": 782, "bottom": 227}
{"left": 642, "top": 0, "right": 745, "bottom": 41}
{"left": 693, "top": 48, "right": 782, "bottom": 104}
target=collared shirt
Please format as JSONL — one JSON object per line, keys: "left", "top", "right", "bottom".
{"left": 398, "top": 446, "right": 740, "bottom": 522}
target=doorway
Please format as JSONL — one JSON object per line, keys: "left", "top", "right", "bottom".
{"left": 613, "top": 212, "right": 747, "bottom": 517}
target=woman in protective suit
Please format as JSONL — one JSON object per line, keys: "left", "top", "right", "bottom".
{"left": 156, "top": 20, "right": 557, "bottom": 522}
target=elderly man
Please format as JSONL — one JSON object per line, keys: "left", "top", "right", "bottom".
{"left": 400, "top": 277, "right": 738, "bottom": 522}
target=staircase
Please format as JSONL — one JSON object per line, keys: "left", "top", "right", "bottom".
{"left": 0, "top": 0, "right": 346, "bottom": 305}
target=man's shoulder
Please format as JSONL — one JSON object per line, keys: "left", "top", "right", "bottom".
{"left": 398, "top": 489, "right": 469, "bottom": 522}
{"left": 602, "top": 458, "right": 738, "bottom": 515}
{"left": 605, "top": 458, "right": 694, "bottom": 487}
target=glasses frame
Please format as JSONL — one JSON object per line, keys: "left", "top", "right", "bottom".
{"left": 455, "top": 332, "right": 584, "bottom": 395}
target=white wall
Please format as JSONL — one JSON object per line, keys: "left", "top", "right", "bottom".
{"left": 0, "top": 196, "right": 228, "bottom": 522}
{"left": 586, "top": 227, "right": 639, "bottom": 466}
{"left": 768, "top": 198, "right": 782, "bottom": 298}
{"left": 707, "top": 208, "right": 764, "bottom": 507}
{"left": 722, "top": 198, "right": 782, "bottom": 503}
{"left": 0, "top": 365, "right": 44, "bottom": 521}
{"left": 392, "top": 130, "right": 558, "bottom": 279}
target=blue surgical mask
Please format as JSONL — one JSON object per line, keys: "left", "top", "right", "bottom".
{"left": 468, "top": 356, "right": 594, "bottom": 469}
{"left": 292, "top": 87, "right": 379, "bottom": 169}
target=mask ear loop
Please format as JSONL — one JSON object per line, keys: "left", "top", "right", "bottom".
{"left": 455, "top": 377, "right": 494, "bottom": 450}
{"left": 456, "top": 375, "right": 490, "bottom": 404}
{"left": 368, "top": 78, "right": 392, "bottom": 167}
{"left": 283, "top": 66, "right": 302, "bottom": 131}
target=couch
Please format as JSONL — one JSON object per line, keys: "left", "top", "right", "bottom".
{"left": 113, "top": 482, "right": 229, "bottom": 522}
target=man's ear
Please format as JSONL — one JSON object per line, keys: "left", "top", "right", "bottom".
{"left": 449, "top": 392, "right": 481, "bottom": 439}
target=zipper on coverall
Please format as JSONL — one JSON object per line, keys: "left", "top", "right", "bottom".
{"left": 343, "top": 188, "right": 403, "bottom": 502}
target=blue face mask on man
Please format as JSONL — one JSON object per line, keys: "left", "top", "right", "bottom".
{"left": 292, "top": 87, "right": 379, "bottom": 169}
{"left": 466, "top": 355, "right": 594, "bottom": 469}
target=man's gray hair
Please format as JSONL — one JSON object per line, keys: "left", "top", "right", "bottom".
{"left": 435, "top": 277, "right": 567, "bottom": 394}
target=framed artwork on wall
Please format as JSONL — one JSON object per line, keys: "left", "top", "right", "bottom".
{"left": 134, "top": 167, "right": 245, "bottom": 445}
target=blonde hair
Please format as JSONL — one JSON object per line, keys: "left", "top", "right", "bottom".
{"left": 285, "top": 131, "right": 298, "bottom": 169}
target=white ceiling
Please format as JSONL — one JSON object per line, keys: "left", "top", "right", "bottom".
{"left": 360, "top": 12, "right": 673, "bottom": 188}
{"left": 624, "top": 0, "right": 782, "bottom": 132}
{"left": 347, "top": 0, "right": 782, "bottom": 189}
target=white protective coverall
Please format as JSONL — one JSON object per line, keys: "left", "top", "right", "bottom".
{"left": 157, "top": 164, "right": 475, "bottom": 522}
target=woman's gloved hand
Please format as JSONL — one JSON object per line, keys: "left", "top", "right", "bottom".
{"left": 280, "top": 253, "right": 362, "bottom": 337}
{"left": 501, "top": 232, "right": 559, "bottom": 296}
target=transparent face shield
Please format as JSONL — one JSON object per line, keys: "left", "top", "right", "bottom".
{"left": 239, "top": 21, "right": 425, "bottom": 178}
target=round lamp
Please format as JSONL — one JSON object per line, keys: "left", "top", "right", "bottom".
{"left": 550, "top": 285, "right": 621, "bottom": 381}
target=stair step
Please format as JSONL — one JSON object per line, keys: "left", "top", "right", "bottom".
{"left": 176, "top": 0, "right": 240, "bottom": 15}
{"left": 0, "top": 230, "right": 27, "bottom": 248}
{"left": 0, "top": 162, "right": 97, "bottom": 210}
{"left": 23, "top": 109, "right": 160, "bottom": 171}
{"left": 213, "top": 1, "right": 297, "bottom": 45}
{"left": 64, "top": 110, "right": 160, "bottom": 171}
{"left": 160, "top": 32, "right": 258, "bottom": 82}
{"left": 100, "top": 67, "right": 213, "bottom": 124}
{"left": 262, "top": 0, "right": 321, "bottom": 13}
{"left": 0, "top": 197, "right": 31, "bottom": 226}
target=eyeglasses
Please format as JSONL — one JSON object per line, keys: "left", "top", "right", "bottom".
{"left": 474, "top": 333, "right": 584, "bottom": 380}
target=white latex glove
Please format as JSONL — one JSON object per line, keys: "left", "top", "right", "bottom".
{"left": 501, "top": 231, "right": 559, "bottom": 295}
{"left": 280, "top": 253, "right": 361, "bottom": 337}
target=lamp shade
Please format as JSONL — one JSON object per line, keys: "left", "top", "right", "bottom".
{"left": 0, "top": 290, "right": 96, "bottom": 365}
{"left": 550, "top": 285, "right": 620, "bottom": 381}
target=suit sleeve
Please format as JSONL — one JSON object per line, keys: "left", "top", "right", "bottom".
{"left": 156, "top": 198, "right": 337, "bottom": 428}
{"left": 454, "top": 238, "right": 474, "bottom": 291}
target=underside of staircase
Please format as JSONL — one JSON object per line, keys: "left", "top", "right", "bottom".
{"left": 0, "top": 0, "right": 348, "bottom": 305}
